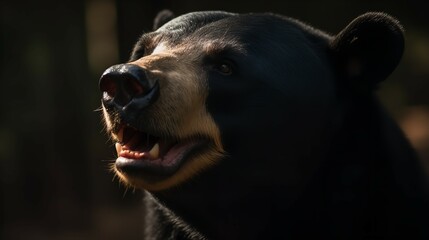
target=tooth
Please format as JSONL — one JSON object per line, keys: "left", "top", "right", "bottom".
{"left": 115, "top": 143, "right": 122, "bottom": 156}
{"left": 149, "top": 143, "right": 160, "bottom": 159}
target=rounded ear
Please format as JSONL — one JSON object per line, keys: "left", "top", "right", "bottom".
{"left": 330, "top": 12, "right": 404, "bottom": 91}
{"left": 153, "top": 9, "right": 175, "bottom": 30}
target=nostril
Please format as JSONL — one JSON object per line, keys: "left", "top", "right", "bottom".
{"left": 124, "top": 77, "right": 145, "bottom": 97}
{"left": 99, "top": 76, "right": 144, "bottom": 102}
{"left": 100, "top": 77, "right": 145, "bottom": 106}
{"left": 99, "top": 63, "right": 154, "bottom": 108}
{"left": 100, "top": 77, "right": 117, "bottom": 100}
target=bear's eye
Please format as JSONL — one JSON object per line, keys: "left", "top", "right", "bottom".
{"left": 216, "top": 62, "right": 233, "bottom": 75}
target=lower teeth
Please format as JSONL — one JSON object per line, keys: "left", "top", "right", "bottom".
{"left": 116, "top": 142, "right": 160, "bottom": 160}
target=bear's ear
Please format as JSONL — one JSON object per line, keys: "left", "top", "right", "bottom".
{"left": 331, "top": 12, "right": 404, "bottom": 91}
{"left": 153, "top": 9, "right": 175, "bottom": 30}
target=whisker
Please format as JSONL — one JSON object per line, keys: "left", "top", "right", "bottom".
{"left": 123, "top": 187, "right": 130, "bottom": 198}
{"left": 101, "top": 159, "right": 116, "bottom": 162}
{"left": 111, "top": 174, "right": 118, "bottom": 182}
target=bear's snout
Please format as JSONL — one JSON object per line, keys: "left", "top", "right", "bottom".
{"left": 99, "top": 63, "right": 159, "bottom": 113}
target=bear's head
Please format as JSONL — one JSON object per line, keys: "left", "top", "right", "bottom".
{"left": 100, "top": 11, "right": 403, "bottom": 191}
{"left": 99, "top": 10, "right": 404, "bottom": 236}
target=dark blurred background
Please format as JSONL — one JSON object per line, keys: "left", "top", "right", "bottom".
{"left": 1, "top": 0, "right": 428, "bottom": 239}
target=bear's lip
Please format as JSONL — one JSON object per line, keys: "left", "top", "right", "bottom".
{"left": 113, "top": 125, "right": 207, "bottom": 177}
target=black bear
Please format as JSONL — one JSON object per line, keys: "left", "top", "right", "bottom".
{"left": 99, "top": 10, "right": 429, "bottom": 239}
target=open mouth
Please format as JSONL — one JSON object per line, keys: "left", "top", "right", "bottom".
{"left": 113, "top": 125, "right": 207, "bottom": 180}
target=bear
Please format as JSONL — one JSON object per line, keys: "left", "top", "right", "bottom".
{"left": 99, "top": 10, "right": 429, "bottom": 239}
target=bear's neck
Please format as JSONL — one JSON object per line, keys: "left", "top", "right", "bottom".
{"left": 314, "top": 95, "right": 428, "bottom": 238}
{"left": 143, "top": 96, "right": 428, "bottom": 239}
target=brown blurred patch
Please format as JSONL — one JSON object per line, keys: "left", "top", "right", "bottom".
{"left": 400, "top": 106, "right": 429, "bottom": 174}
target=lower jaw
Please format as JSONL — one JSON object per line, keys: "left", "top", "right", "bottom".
{"left": 114, "top": 140, "right": 208, "bottom": 184}
{"left": 115, "top": 157, "right": 177, "bottom": 180}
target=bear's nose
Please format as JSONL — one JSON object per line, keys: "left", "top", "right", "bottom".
{"left": 99, "top": 64, "right": 159, "bottom": 112}
{"left": 99, "top": 64, "right": 147, "bottom": 106}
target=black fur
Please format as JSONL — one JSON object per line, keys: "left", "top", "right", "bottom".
{"left": 111, "top": 11, "right": 429, "bottom": 239}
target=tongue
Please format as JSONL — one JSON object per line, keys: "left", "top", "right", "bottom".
{"left": 115, "top": 126, "right": 175, "bottom": 161}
